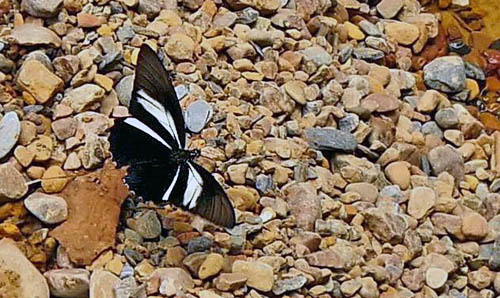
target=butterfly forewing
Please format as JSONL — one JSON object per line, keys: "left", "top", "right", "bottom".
{"left": 131, "top": 44, "right": 186, "bottom": 149}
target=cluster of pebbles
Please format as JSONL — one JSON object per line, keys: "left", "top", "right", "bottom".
{"left": 0, "top": 0, "right": 499, "bottom": 297}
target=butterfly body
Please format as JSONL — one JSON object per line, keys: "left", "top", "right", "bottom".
{"left": 109, "top": 45, "right": 236, "bottom": 228}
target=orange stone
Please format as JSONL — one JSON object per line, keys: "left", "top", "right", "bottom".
{"left": 486, "top": 76, "right": 500, "bottom": 92}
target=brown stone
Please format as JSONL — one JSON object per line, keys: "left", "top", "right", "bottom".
{"left": 461, "top": 212, "right": 488, "bottom": 240}
{"left": 17, "top": 60, "right": 64, "bottom": 104}
{"left": 11, "top": 24, "right": 62, "bottom": 47}
{"left": 284, "top": 183, "right": 321, "bottom": 231}
{"left": 385, "top": 22, "right": 420, "bottom": 45}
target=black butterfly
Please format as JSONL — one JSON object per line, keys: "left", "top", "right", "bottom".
{"left": 109, "top": 45, "right": 236, "bottom": 228}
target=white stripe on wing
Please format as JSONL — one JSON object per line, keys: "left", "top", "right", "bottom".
{"left": 162, "top": 165, "right": 180, "bottom": 201}
{"left": 183, "top": 162, "right": 203, "bottom": 209}
{"left": 124, "top": 117, "right": 171, "bottom": 149}
{"left": 137, "top": 89, "right": 181, "bottom": 147}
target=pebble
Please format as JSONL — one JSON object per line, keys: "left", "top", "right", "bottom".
{"left": 407, "top": 187, "right": 436, "bottom": 220}
{"left": 21, "top": 0, "right": 62, "bottom": 17}
{"left": 0, "top": 163, "right": 28, "bottom": 200}
{"left": 133, "top": 210, "right": 161, "bottom": 239}
{"left": 89, "top": 270, "right": 120, "bottom": 298}
{"left": 165, "top": 33, "right": 195, "bottom": 61}
{"left": 435, "top": 107, "right": 459, "bottom": 129}
{"left": 0, "top": 238, "right": 49, "bottom": 298}
{"left": 11, "top": 24, "right": 62, "bottom": 47}
{"left": 116, "top": 75, "right": 134, "bottom": 106}
{"left": 44, "top": 269, "right": 90, "bottom": 298}
{"left": 186, "top": 100, "right": 212, "bottom": 133}
{"left": 187, "top": 236, "right": 213, "bottom": 253}
{"left": 17, "top": 60, "right": 64, "bottom": 104}
{"left": 198, "top": 253, "right": 224, "bottom": 279}
{"left": 426, "top": 267, "right": 448, "bottom": 289}
{"left": 428, "top": 145, "right": 465, "bottom": 182}
{"left": 385, "top": 161, "right": 410, "bottom": 190}
{"left": 305, "top": 128, "right": 357, "bottom": 152}
{"left": 423, "top": 56, "right": 466, "bottom": 93}
{"left": 63, "top": 84, "right": 105, "bottom": 112}
{"left": 353, "top": 47, "right": 385, "bottom": 61}
{"left": 284, "top": 183, "right": 321, "bottom": 231}
{"left": 51, "top": 118, "right": 77, "bottom": 140}
{"left": 0, "top": 112, "right": 20, "bottom": 160}
{"left": 462, "top": 212, "right": 488, "bottom": 240}
{"left": 376, "top": 0, "right": 403, "bottom": 18}
{"left": 301, "top": 46, "right": 332, "bottom": 66}
{"left": 215, "top": 273, "right": 247, "bottom": 291}
{"left": 41, "top": 165, "right": 68, "bottom": 193}
{"left": 114, "top": 276, "right": 146, "bottom": 298}
{"left": 24, "top": 192, "right": 68, "bottom": 224}
{"left": 232, "top": 260, "right": 274, "bottom": 292}
{"left": 384, "top": 22, "right": 420, "bottom": 45}
{"left": 149, "top": 268, "right": 194, "bottom": 294}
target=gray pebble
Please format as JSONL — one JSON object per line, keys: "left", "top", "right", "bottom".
{"left": 353, "top": 47, "right": 385, "bottom": 61}
{"left": 187, "top": 236, "right": 213, "bottom": 254}
{"left": 24, "top": 193, "right": 68, "bottom": 224}
{"left": 133, "top": 210, "right": 161, "bottom": 239}
{"left": 186, "top": 100, "right": 212, "bottom": 133}
{"left": 116, "top": 75, "right": 134, "bottom": 106}
{"left": 435, "top": 108, "right": 459, "bottom": 129}
{"left": 0, "top": 112, "right": 21, "bottom": 160}
{"left": 175, "top": 84, "right": 189, "bottom": 100}
{"left": 421, "top": 122, "right": 443, "bottom": 139}
{"left": 423, "top": 56, "right": 466, "bottom": 93}
{"left": 305, "top": 128, "right": 357, "bottom": 152}
{"left": 339, "top": 113, "right": 359, "bottom": 132}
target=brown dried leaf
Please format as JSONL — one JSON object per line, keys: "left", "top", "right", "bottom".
{"left": 50, "top": 163, "right": 128, "bottom": 265}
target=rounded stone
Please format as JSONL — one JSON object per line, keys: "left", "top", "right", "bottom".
{"left": 134, "top": 210, "right": 161, "bottom": 239}
{"left": 426, "top": 267, "right": 448, "bottom": 289}
{"left": 0, "top": 112, "right": 21, "bottom": 159}
{"left": 24, "top": 192, "right": 68, "bottom": 224}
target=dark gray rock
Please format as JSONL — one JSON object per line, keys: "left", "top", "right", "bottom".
{"left": 423, "top": 56, "right": 466, "bottom": 93}
{"left": 187, "top": 236, "right": 213, "bottom": 254}
{"left": 305, "top": 128, "right": 357, "bottom": 152}
{"left": 185, "top": 100, "right": 212, "bottom": 133}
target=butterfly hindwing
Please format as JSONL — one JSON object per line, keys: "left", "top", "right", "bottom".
{"left": 130, "top": 44, "right": 186, "bottom": 149}
{"left": 188, "top": 162, "right": 236, "bottom": 228}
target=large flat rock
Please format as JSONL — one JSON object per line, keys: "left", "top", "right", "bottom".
{"left": 0, "top": 238, "right": 49, "bottom": 298}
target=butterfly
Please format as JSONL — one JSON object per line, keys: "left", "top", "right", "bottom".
{"left": 109, "top": 45, "right": 236, "bottom": 228}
